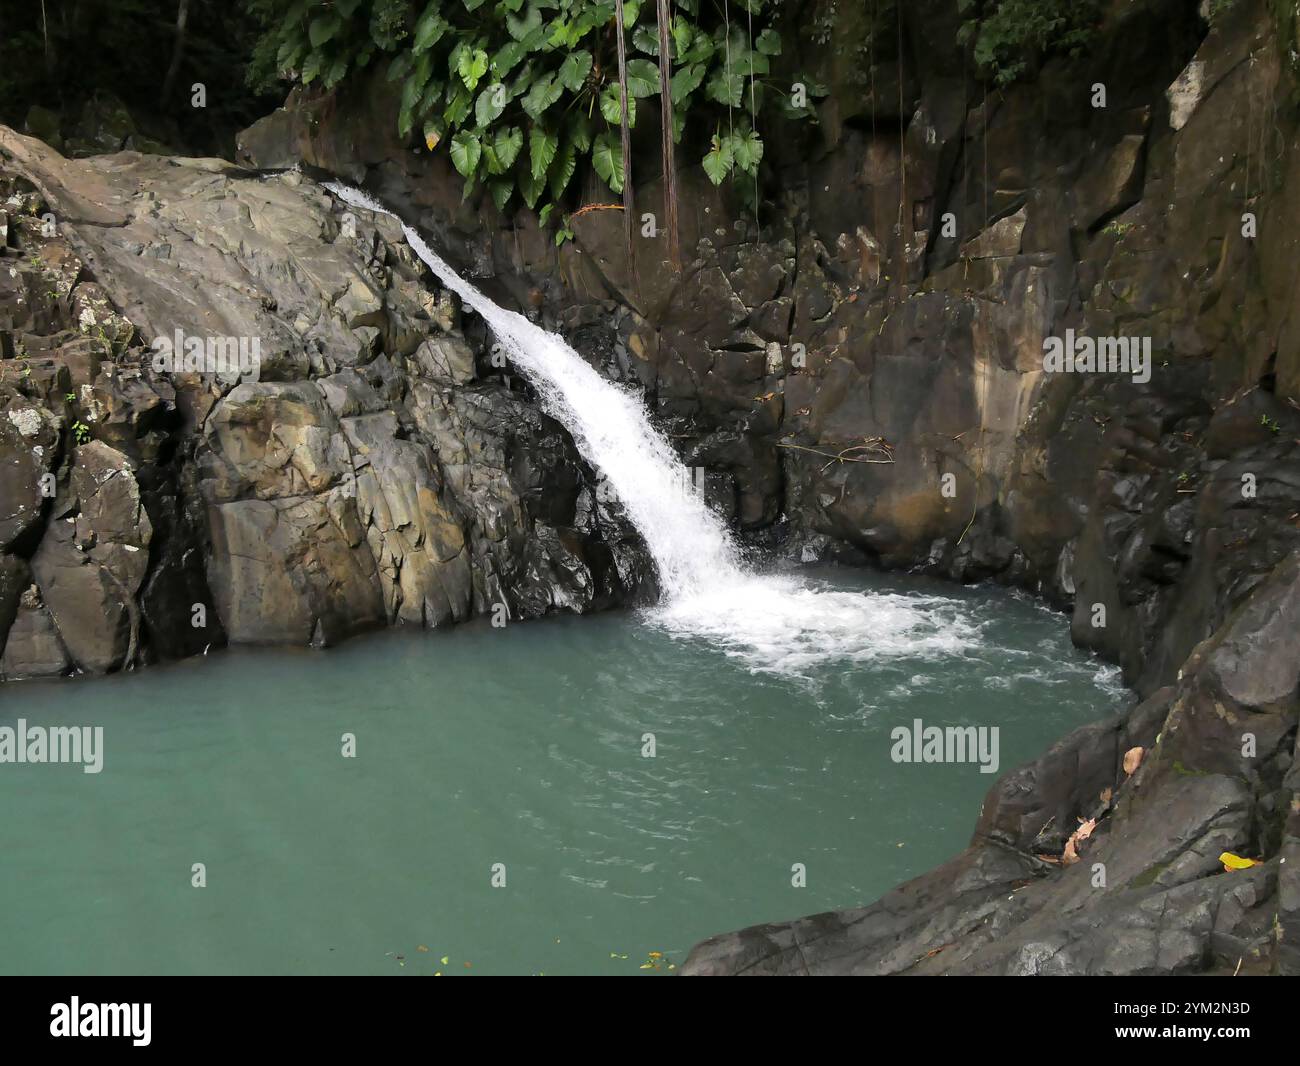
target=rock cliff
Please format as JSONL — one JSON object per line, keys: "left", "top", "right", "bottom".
{"left": 0, "top": 129, "right": 653, "bottom": 680}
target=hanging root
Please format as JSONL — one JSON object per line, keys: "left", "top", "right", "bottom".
{"left": 777, "top": 437, "right": 896, "bottom": 473}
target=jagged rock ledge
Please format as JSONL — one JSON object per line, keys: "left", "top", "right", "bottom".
{"left": 0, "top": 127, "right": 656, "bottom": 681}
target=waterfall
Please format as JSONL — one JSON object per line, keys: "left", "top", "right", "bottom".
{"left": 326, "top": 183, "right": 980, "bottom": 675}
{"left": 327, "top": 182, "right": 740, "bottom": 599}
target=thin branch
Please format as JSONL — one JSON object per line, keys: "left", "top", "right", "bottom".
{"left": 777, "top": 439, "right": 896, "bottom": 473}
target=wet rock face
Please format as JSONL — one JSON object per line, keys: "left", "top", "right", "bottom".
{"left": 672, "top": 1, "right": 1300, "bottom": 975}
{"left": 0, "top": 127, "right": 653, "bottom": 678}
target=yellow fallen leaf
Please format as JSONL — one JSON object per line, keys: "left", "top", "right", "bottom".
{"left": 1100, "top": 787, "right": 1113, "bottom": 806}
{"left": 639, "top": 963, "right": 654, "bottom": 969}
{"left": 1075, "top": 817, "right": 1097, "bottom": 843}
{"left": 417, "top": 945, "right": 428, "bottom": 953}
{"left": 1219, "top": 852, "right": 1259, "bottom": 871}
{"left": 1123, "top": 746, "right": 1144, "bottom": 775}
{"left": 440, "top": 956, "right": 449, "bottom": 965}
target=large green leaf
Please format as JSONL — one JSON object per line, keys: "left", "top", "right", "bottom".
{"left": 301, "top": 52, "right": 323, "bottom": 85}
{"left": 730, "top": 52, "right": 770, "bottom": 78}
{"left": 490, "top": 180, "right": 514, "bottom": 213}
{"left": 444, "top": 84, "right": 473, "bottom": 125}
{"left": 592, "top": 131, "right": 625, "bottom": 193}
{"left": 558, "top": 50, "right": 593, "bottom": 92}
{"left": 400, "top": 74, "right": 426, "bottom": 120}
{"left": 600, "top": 83, "right": 636, "bottom": 127}
{"left": 670, "top": 62, "right": 707, "bottom": 101}
{"left": 632, "top": 25, "right": 661, "bottom": 57}
{"left": 449, "top": 130, "right": 482, "bottom": 177}
{"left": 521, "top": 73, "right": 563, "bottom": 119}
{"left": 568, "top": 111, "right": 593, "bottom": 153}
{"left": 529, "top": 126, "right": 559, "bottom": 180}
{"left": 458, "top": 47, "right": 490, "bottom": 91}
{"left": 729, "top": 128, "right": 763, "bottom": 173}
{"left": 702, "top": 134, "right": 734, "bottom": 185}
{"left": 492, "top": 126, "right": 524, "bottom": 170}
{"left": 387, "top": 52, "right": 414, "bottom": 84}
{"left": 492, "top": 40, "right": 528, "bottom": 77}
{"left": 476, "top": 83, "right": 508, "bottom": 127}
{"left": 576, "top": 2, "right": 616, "bottom": 34}
{"left": 308, "top": 15, "right": 341, "bottom": 48}
{"left": 624, "top": 58, "right": 660, "bottom": 98}
{"left": 672, "top": 17, "right": 694, "bottom": 57}
{"left": 507, "top": 61, "right": 535, "bottom": 98}
{"left": 518, "top": 167, "right": 545, "bottom": 208}
{"left": 755, "top": 28, "right": 782, "bottom": 56}
{"left": 507, "top": 3, "right": 543, "bottom": 41}
{"left": 705, "top": 68, "right": 744, "bottom": 107}
{"left": 411, "top": 51, "right": 435, "bottom": 92}
{"left": 412, "top": 10, "right": 450, "bottom": 54}
{"left": 548, "top": 138, "right": 576, "bottom": 198}
{"left": 681, "top": 26, "right": 714, "bottom": 63}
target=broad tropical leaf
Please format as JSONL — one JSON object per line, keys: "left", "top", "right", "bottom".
{"left": 702, "top": 134, "right": 734, "bottom": 185}
{"left": 624, "top": 58, "right": 660, "bottom": 98}
{"left": 558, "top": 50, "right": 594, "bottom": 92}
{"left": 592, "top": 131, "right": 625, "bottom": 193}
{"left": 529, "top": 126, "right": 559, "bottom": 180}
{"left": 449, "top": 130, "right": 483, "bottom": 176}
{"left": 600, "top": 83, "right": 636, "bottom": 127}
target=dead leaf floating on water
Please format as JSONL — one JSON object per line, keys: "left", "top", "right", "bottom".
{"left": 1123, "top": 746, "right": 1144, "bottom": 775}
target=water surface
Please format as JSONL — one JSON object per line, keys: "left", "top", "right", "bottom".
{"left": 0, "top": 569, "right": 1122, "bottom": 976}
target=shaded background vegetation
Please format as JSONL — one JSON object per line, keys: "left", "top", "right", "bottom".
{"left": 0, "top": 0, "right": 278, "bottom": 156}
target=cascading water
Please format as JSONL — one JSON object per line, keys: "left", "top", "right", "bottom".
{"left": 327, "top": 183, "right": 980, "bottom": 674}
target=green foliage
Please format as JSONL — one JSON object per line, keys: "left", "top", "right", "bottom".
{"left": 1205, "top": 0, "right": 1238, "bottom": 26}
{"left": 701, "top": 122, "right": 762, "bottom": 186}
{"left": 247, "top": 0, "right": 820, "bottom": 232}
{"left": 957, "top": 0, "right": 1100, "bottom": 87}
{"left": 1, "top": 1, "right": 275, "bottom": 154}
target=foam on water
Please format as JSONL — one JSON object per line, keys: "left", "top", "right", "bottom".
{"left": 326, "top": 183, "right": 983, "bottom": 673}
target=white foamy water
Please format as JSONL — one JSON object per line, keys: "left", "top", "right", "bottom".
{"left": 326, "top": 182, "right": 982, "bottom": 673}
